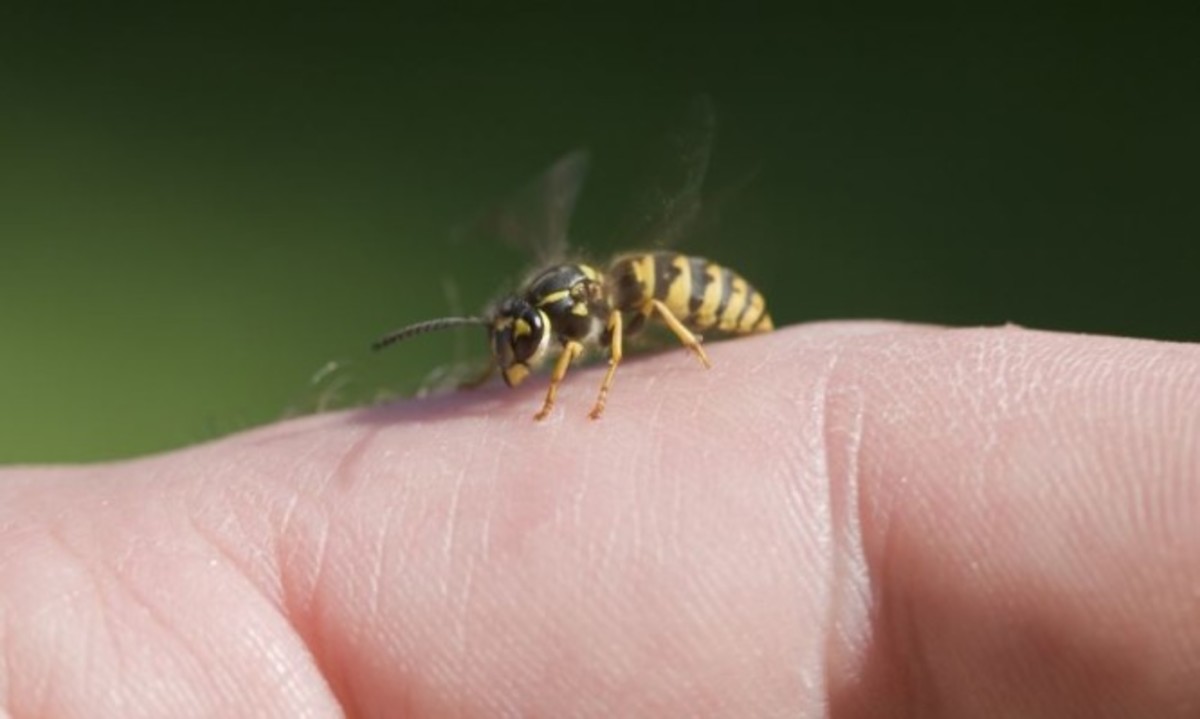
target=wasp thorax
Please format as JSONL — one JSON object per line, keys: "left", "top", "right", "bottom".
{"left": 490, "top": 298, "right": 551, "bottom": 387}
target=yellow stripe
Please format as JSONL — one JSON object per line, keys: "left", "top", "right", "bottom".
{"left": 663, "top": 255, "right": 692, "bottom": 318}
{"left": 537, "top": 289, "right": 570, "bottom": 307}
{"left": 579, "top": 264, "right": 601, "bottom": 281}
{"left": 737, "top": 292, "right": 767, "bottom": 333}
{"left": 633, "top": 255, "right": 656, "bottom": 303}
{"left": 718, "top": 277, "right": 748, "bottom": 331}
{"left": 696, "top": 262, "right": 723, "bottom": 328}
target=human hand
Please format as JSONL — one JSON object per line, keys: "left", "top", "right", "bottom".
{"left": 3, "top": 323, "right": 1198, "bottom": 717}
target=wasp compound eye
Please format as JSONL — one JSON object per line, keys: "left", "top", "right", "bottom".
{"left": 510, "top": 306, "right": 545, "bottom": 363}
{"left": 490, "top": 301, "right": 547, "bottom": 388}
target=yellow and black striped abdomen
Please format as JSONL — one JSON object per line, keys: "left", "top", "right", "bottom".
{"left": 608, "top": 252, "right": 773, "bottom": 334}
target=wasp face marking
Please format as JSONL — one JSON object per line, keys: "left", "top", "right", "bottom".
{"left": 490, "top": 297, "right": 551, "bottom": 387}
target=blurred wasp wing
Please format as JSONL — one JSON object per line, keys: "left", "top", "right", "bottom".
{"left": 616, "top": 94, "right": 717, "bottom": 250}
{"left": 451, "top": 149, "right": 591, "bottom": 266}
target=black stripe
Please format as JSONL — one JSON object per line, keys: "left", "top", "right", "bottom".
{"left": 711, "top": 266, "right": 734, "bottom": 328}
{"left": 735, "top": 284, "right": 758, "bottom": 330}
{"left": 686, "top": 256, "right": 711, "bottom": 321}
{"left": 744, "top": 298, "right": 768, "bottom": 332}
{"left": 652, "top": 252, "right": 681, "bottom": 302}
{"left": 612, "top": 258, "right": 643, "bottom": 309}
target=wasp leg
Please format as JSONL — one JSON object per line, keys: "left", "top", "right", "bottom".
{"left": 588, "top": 310, "right": 624, "bottom": 420}
{"left": 650, "top": 299, "right": 712, "bottom": 368}
{"left": 534, "top": 340, "right": 584, "bottom": 421}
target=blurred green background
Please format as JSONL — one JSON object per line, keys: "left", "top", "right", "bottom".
{"left": 2, "top": 9, "right": 1197, "bottom": 463}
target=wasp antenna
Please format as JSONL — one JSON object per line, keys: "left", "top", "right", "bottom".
{"left": 371, "top": 316, "right": 487, "bottom": 351}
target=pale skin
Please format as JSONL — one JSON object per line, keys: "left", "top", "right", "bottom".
{"left": 2, "top": 323, "right": 1199, "bottom": 717}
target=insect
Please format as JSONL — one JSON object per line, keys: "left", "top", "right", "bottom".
{"left": 371, "top": 99, "right": 774, "bottom": 420}
{"left": 372, "top": 251, "right": 773, "bottom": 420}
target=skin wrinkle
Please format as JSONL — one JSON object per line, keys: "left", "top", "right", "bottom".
{"left": 687, "top": 369, "right": 716, "bottom": 421}
{"left": 254, "top": 636, "right": 317, "bottom": 719}
{"left": 5, "top": 578, "right": 76, "bottom": 714}
{"left": 667, "top": 457, "right": 684, "bottom": 563}
{"left": 818, "top": 347, "right": 869, "bottom": 705}
{"left": 46, "top": 523, "right": 210, "bottom": 715}
{"left": 663, "top": 377, "right": 798, "bottom": 711}
{"left": 185, "top": 483, "right": 286, "bottom": 613}
{"left": 379, "top": 415, "right": 561, "bottom": 715}
{"left": 476, "top": 433, "right": 500, "bottom": 563}
{"left": 439, "top": 466, "right": 468, "bottom": 597}
{"left": 367, "top": 480, "right": 448, "bottom": 696}
{"left": 10, "top": 622, "right": 48, "bottom": 719}
{"left": 598, "top": 487, "right": 624, "bottom": 573}
{"left": 137, "top": 584, "right": 278, "bottom": 713}
{"left": 593, "top": 456, "right": 684, "bottom": 705}
{"left": 275, "top": 488, "right": 305, "bottom": 593}
{"left": 22, "top": 532, "right": 101, "bottom": 716}
{"left": 589, "top": 431, "right": 641, "bottom": 574}
{"left": 85, "top": 542, "right": 129, "bottom": 691}
{"left": 276, "top": 483, "right": 333, "bottom": 624}
{"left": 767, "top": 378, "right": 829, "bottom": 702}
{"left": 551, "top": 465, "right": 568, "bottom": 536}
{"left": 294, "top": 503, "right": 342, "bottom": 710}
{"left": 629, "top": 451, "right": 646, "bottom": 568}
{"left": 868, "top": 329, "right": 1200, "bottom": 715}
{"left": 182, "top": 502, "right": 345, "bottom": 717}
{"left": 648, "top": 462, "right": 672, "bottom": 569}
{"left": 193, "top": 433, "right": 337, "bottom": 619}
{"left": 577, "top": 435, "right": 607, "bottom": 567}
{"left": 645, "top": 426, "right": 676, "bottom": 571}
{"left": 365, "top": 485, "right": 404, "bottom": 620}
{"left": 296, "top": 417, "right": 458, "bottom": 716}
{"left": 227, "top": 609, "right": 323, "bottom": 716}
{"left": 452, "top": 553, "right": 478, "bottom": 661}
{"left": 331, "top": 423, "right": 384, "bottom": 495}
{"left": 569, "top": 465, "right": 590, "bottom": 554}
{"left": 960, "top": 349, "right": 1050, "bottom": 701}
{"left": 255, "top": 470, "right": 349, "bottom": 713}
{"left": 743, "top": 334, "right": 777, "bottom": 377}
{"left": 445, "top": 427, "right": 487, "bottom": 664}
{"left": 183, "top": 512, "right": 279, "bottom": 618}
{"left": 881, "top": 504, "right": 940, "bottom": 716}
{"left": 644, "top": 378, "right": 669, "bottom": 435}
{"left": 836, "top": 346, "right": 927, "bottom": 714}
{"left": 6, "top": 325, "right": 1200, "bottom": 716}
{"left": 43, "top": 528, "right": 135, "bottom": 690}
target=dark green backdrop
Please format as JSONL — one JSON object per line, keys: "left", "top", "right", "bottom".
{"left": 2, "top": 9, "right": 1197, "bottom": 462}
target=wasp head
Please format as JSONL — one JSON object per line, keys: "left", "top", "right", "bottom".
{"left": 489, "top": 297, "right": 551, "bottom": 387}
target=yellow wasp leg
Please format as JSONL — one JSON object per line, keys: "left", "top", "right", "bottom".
{"left": 588, "top": 310, "right": 624, "bottom": 420}
{"left": 534, "top": 340, "right": 584, "bottom": 421}
{"left": 650, "top": 299, "right": 712, "bottom": 368}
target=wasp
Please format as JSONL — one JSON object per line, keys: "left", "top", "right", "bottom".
{"left": 372, "top": 99, "right": 774, "bottom": 420}
{"left": 372, "top": 251, "right": 773, "bottom": 420}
